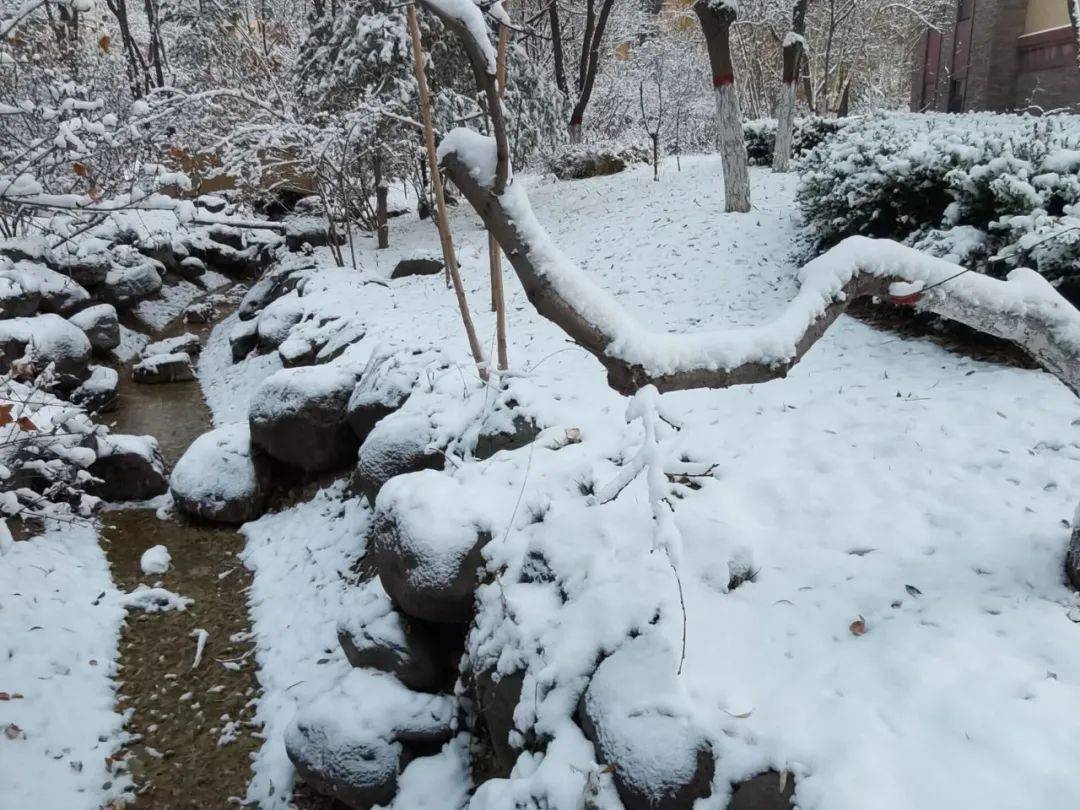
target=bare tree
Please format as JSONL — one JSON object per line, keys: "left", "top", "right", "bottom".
{"left": 568, "top": 0, "right": 618, "bottom": 141}
{"left": 639, "top": 61, "right": 663, "bottom": 182}
{"left": 693, "top": 0, "right": 751, "bottom": 212}
{"left": 773, "top": 0, "right": 809, "bottom": 172}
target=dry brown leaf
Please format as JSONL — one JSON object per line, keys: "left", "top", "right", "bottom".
{"left": 98, "top": 34, "right": 111, "bottom": 53}
{"left": 0, "top": 403, "right": 12, "bottom": 426}
{"left": 849, "top": 616, "right": 867, "bottom": 636}
{"left": 4, "top": 723, "right": 23, "bottom": 739}
{"left": 16, "top": 416, "right": 36, "bottom": 432}
{"left": 72, "top": 161, "right": 87, "bottom": 177}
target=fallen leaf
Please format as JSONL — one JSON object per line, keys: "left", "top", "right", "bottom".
{"left": 849, "top": 616, "right": 867, "bottom": 636}
{"left": 73, "top": 161, "right": 87, "bottom": 177}
{"left": 98, "top": 34, "right": 110, "bottom": 53}
{"left": 16, "top": 416, "right": 36, "bottom": 432}
{"left": 905, "top": 584, "right": 922, "bottom": 597}
{"left": 0, "top": 403, "right": 12, "bottom": 426}
{"left": 4, "top": 723, "right": 23, "bottom": 739}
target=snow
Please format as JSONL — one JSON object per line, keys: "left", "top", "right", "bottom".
{"left": 170, "top": 422, "right": 262, "bottom": 520}
{"left": 204, "top": 156, "right": 1080, "bottom": 809}
{"left": 0, "top": 525, "right": 130, "bottom": 809}
{"left": 140, "top": 543, "right": 171, "bottom": 574}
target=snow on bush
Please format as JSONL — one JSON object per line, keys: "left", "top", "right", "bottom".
{"left": 744, "top": 115, "right": 850, "bottom": 166}
{"left": 797, "top": 112, "right": 1080, "bottom": 294}
{"left": 545, "top": 142, "right": 651, "bottom": 181}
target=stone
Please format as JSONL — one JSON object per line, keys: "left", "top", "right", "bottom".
{"left": 51, "top": 244, "right": 111, "bottom": 286}
{"left": 391, "top": 256, "right": 444, "bottom": 279}
{"left": 255, "top": 293, "right": 304, "bottom": 350}
{"left": 0, "top": 269, "right": 41, "bottom": 318}
{"left": 0, "top": 314, "right": 91, "bottom": 386}
{"left": 143, "top": 332, "right": 201, "bottom": 358}
{"left": 171, "top": 423, "right": 269, "bottom": 525}
{"left": 284, "top": 215, "right": 339, "bottom": 251}
{"left": 248, "top": 365, "right": 358, "bottom": 472}
{"left": 578, "top": 634, "right": 716, "bottom": 810}
{"left": 68, "top": 304, "right": 120, "bottom": 352}
{"left": 132, "top": 352, "right": 195, "bottom": 384}
{"left": 338, "top": 579, "right": 446, "bottom": 693}
{"left": 347, "top": 386, "right": 406, "bottom": 444}
{"left": 278, "top": 336, "right": 319, "bottom": 368}
{"left": 17, "top": 263, "right": 91, "bottom": 315}
{"left": 285, "top": 668, "right": 455, "bottom": 809}
{"left": 370, "top": 471, "right": 490, "bottom": 624}
{"left": 474, "top": 666, "right": 526, "bottom": 777}
{"left": 103, "top": 261, "right": 163, "bottom": 306}
{"left": 183, "top": 300, "right": 217, "bottom": 324}
{"left": 353, "top": 413, "right": 443, "bottom": 502}
{"left": 87, "top": 433, "right": 169, "bottom": 502}
{"left": 178, "top": 256, "right": 207, "bottom": 280}
{"left": 196, "top": 194, "right": 228, "bottom": 213}
{"left": 1067, "top": 511, "right": 1080, "bottom": 591}
{"left": 729, "top": 771, "right": 796, "bottom": 810}
{"left": 229, "top": 318, "right": 259, "bottom": 362}
{"left": 71, "top": 365, "right": 119, "bottom": 413}
{"left": 474, "top": 414, "right": 541, "bottom": 460}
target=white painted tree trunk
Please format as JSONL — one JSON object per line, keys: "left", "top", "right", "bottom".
{"left": 714, "top": 83, "right": 751, "bottom": 213}
{"left": 772, "top": 82, "right": 797, "bottom": 173}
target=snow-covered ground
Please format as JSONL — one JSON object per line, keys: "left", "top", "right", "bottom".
{"left": 0, "top": 526, "right": 130, "bottom": 808}
{"left": 203, "top": 155, "right": 1080, "bottom": 809}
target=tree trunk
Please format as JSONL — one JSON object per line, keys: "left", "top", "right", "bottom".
{"left": 374, "top": 153, "right": 389, "bottom": 249}
{"left": 773, "top": 0, "right": 809, "bottom": 173}
{"left": 568, "top": 0, "right": 616, "bottom": 139}
{"left": 694, "top": 0, "right": 751, "bottom": 213}
{"left": 549, "top": 1, "right": 568, "bottom": 96}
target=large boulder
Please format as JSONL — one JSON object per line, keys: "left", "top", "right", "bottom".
{"left": 71, "top": 365, "right": 119, "bottom": 413}
{"left": 391, "top": 254, "right": 444, "bottom": 280}
{"left": 171, "top": 423, "right": 269, "bottom": 524}
{"left": 284, "top": 216, "right": 339, "bottom": 251}
{"left": 87, "top": 433, "right": 169, "bottom": 502}
{"left": 102, "top": 260, "right": 163, "bottom": 306}
{"left": 68, "top": 304, "right": 120, "bottom": 352}
{"left": 354, "top": 413, "right": 444, "bottom": 502}
{"left": 338, "top": 578, "right": 446, "bottom": 693}
{"left": 578, "top": 635, "right": 716, "bottom": 810}
{"left": 0, "top": 314, "right": 91, "bottom": 386}
{"left": 0, "top": 268, "right": 41, "bottom": 317}
{"left": 17, "top": 263, "right": 91, "bottom": 315}
{"left": 729, "top": 771, "right": 796, "bottom": 810}
{"left": 284, "top": 669, "right": 455, "bottom": 809}
{"left": 371, "top": 471, "right": 490, "bottom": 624}
{"left": 248, "top": 365, "right": 358, "bottom": 472}
{"left": 50, "top": 240, "right": 111, "bottom": 286}
{"left": 237, "top": 266, "right": 304, "bottom": 321}
{"left": 255, "top": 293, "right": 304, "bottom": 351}
{"left": 229, "top": 318, "right": 259, "bottom": 362}
{"left": 473, "top": 666, "right": 526, "bottom": 778}
{"left": 143, "top": 333, "right": 201, "bottom": 358}
{"left": 132, "top": 352, "right": 195, "bottom": 384}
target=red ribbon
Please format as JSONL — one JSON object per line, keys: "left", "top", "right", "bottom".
{"left": 713, "top": 74, "right": 734, "bottom": 87}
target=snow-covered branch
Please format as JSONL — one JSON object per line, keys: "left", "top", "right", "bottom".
{"left": 439, "top": 131, "right": 1080, "bottom": 397}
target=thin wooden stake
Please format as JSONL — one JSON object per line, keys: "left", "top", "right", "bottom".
{"left": 407, "top": 4, "right": 488, "bottom": 381}
{"left": 489, "top": 18, "right": 510, "bottom": 371}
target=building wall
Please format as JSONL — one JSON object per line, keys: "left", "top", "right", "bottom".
{"left": 911, "top": 0, "right": 1080, "bottom": 113}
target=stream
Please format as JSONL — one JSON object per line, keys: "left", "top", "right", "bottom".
{"left": 101, "top": 309, "right": 263, "bottom": 807}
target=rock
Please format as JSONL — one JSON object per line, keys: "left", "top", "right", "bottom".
{"left": 474, "top": 666, "right": 526, "bottom": 777}
{"left": 474, "top": 414, "right": 541, "bottom": 460}
{"left": 50, "top": 242, "right": 111, "bottom": 286}
{"left": 0, "top": 268, "right": 41, "bottom": 317}
{"left": 0, "top": 314, "right": 91, "bottom": 386}
{"left": 68, "top": 304, "right": 120, "bottom": 352}
{"left": 103, "top": 261, "right": 163, "bottom": 306}
{"left": 0, "top": 237, "right": 49, "bottom": 264}
{"left": 132, "top": 352, "right": 195, "bottom": 384}
{"left": 347, "top": 386, "right": 407, "bottom": 444}
{"left": 183, "top": 300, "right": 217, "bottom": 324}
{"left": 178, "top": 256, "right": 207, "bottom": 280}
{"left": 278, "top": 336, "right": 319, "bottom": 368}
{"left": 196, "top": 194, "right": 228, "bottom": 214}
{"left": 248, "top": 365, "right": 358, "bottom": 472}
{"left": 143, "top": 332, "right": 201, "bottom": 358}
{"left": 17, "top": 263, "right": 91, "bottom": 315}
{"left": 229, "top": 318, "right": 259, "bottom": 362}
{"left": 285, "top": 668, "right": 455, "bottom": 809}
{"left": 71, "top": 366, "right": 119, "bottom": 413}
{"left": 729, "top": 771, "right": 796, "bottom": 810}
{"left": 237, "top": 263, "right": 307, "bottom": 320}
{"left": 256, "top": 293, "right": 304, "bottom": 350}
{"left": 180, "top": 228, "right": 265, "bottom": 277}
{"left": 354, "top": 413, "right": 444, "bottom": 502}
{"left": 284, "top": 216, "right": 340, "bottom": 251}
{"left": 1067, "top": 508, "right": 1080, "bottom": 590}
{"left": 171, "top": 423, "right": 269, "bottom": 524}
{"left": 391, "top": 255, "right": 444, "bottom": 279}
{"left": 87, "top": 433, "right": 169, "bottom": 501}
{"left": 370, "top": 471, "right": 489, "bottom": 624}
{"left": 578, "top": 634, "right": 716, "bottom": 810}
{"left": 338, "top": 578, "right": 445, "bottom": 693}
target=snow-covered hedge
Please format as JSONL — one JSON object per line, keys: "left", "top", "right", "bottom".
{"left": 797, "top": 113, "right": 1080, "bottom": 293}
{"left": 744, "top": 116, "right": 850, "bottom": 166}
{"left": 545, "top": 142, "right": 651, "bottom": 180}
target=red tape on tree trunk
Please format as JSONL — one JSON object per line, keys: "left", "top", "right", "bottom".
{"left": 713, "top": 74, "right": 734, "bottom": 87}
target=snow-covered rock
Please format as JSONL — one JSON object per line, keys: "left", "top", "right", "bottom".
{"left": 229, "top": 317, "right": 259, "bottom": 362}
{"left": 0, "top": 313, "right": 91, "bottom": 385}
{"left": 102, "top": 261, "right": 162, "bottom": 306}
{"left": 171, "top": 423, "right": 269, "bottom": 525}
{"left": 183, "top": 300, "right": 217, "bottom": 324}
{"left": 354, "top": 412, "right": 443, "bottom": 502}
{"left": 578, "top": 635, "right": 716, "bottom": 809}
{"left": 1067, "top": 509, "right": 1080, "bottom": 591}
{"left": 248, "top": 365, "right": 358, "bottom": 472}
{"left": 142, "top": 332, "right": 201, "bottom": 358}
{"left": 140, "top": 544, "right": 171, "bottom": 575}
{"left": 132, "top": 352, "right": 195, "bottom": 384}
{"left": 391, "top": 254, "right": 444, "bottom": 279}
{"left": 728, "top": 771, "right": 796, "bottom": 809}
{"left": 284, "top": 668, "right": 456, "bottom": 809}
{"left": 284, "top": 216, "right": 339, "bottom": 251}
{"left": 70, "top": 365, "right": 119, "bottom": 413}
{"left": 50, "top": 242, "right": 111, "bottom": 286}
{"left": 371, "top": 471, "right": 491, "bottom": 624}
{"left": 256, "top": 292, "right": 305, "bottom": 351}
{"left": 0, "top": 267, "right": 41, "bottom": 317}
{"left": 337, "top": 578, "right": 446, "bottom": 693}
{"left": 87, "top": 433, "right": 169, "bottom": 502}
{"left": 17, "top": 262, "right": 91, "bottom": 315}
{"left": 277, "top": 336, "right": 319, "bottom": 368}
{"left": 68, "top": 304, "right": 120, "bottom": 352}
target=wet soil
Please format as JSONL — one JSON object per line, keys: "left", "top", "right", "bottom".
{"left": 102, "top": 303, "right": 263, "bottom": 808}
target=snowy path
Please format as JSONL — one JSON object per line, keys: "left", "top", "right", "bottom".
{"left": 211, "top": 158, "right": 1080, "bottom": 809}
